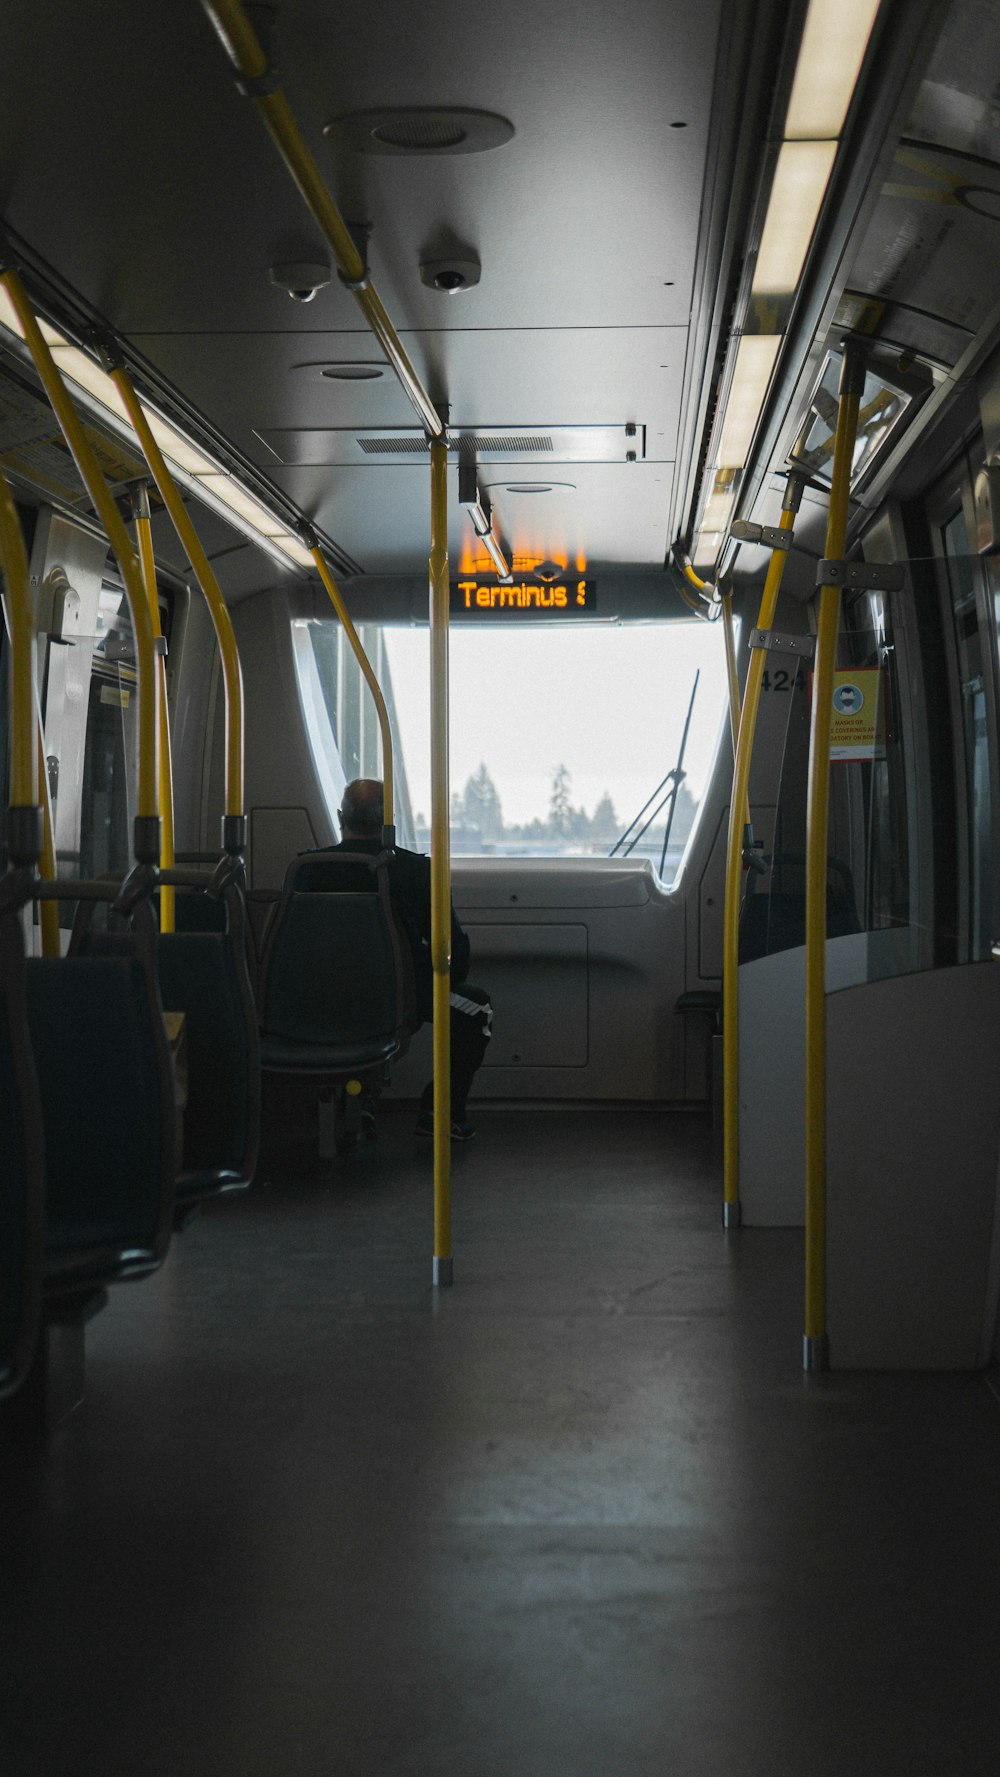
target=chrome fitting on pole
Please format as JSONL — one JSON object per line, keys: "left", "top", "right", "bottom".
{"left": 815, "top": 560, "right": 904, "bottom": 592}
{"left": 723, "top": 1201, "right": 742, "bottom": 1230}
{"left": 381, "top": 825, "right": 396, "bottom": 851}
{"left": 838, "top": 334, "right": 870, "bottom": 399}
{"left": 432, "top": 1256, "right": 454, "bottom": 1288}
{"left": 782, "top": 472, "right": 807, "bottom": 514}
{"left": 803, "top": 1333, "right": 829, "bottom": 1373}
{"left": 749, "top": 628, "right": 815, "bottom": 659}
{"left": 731, "top": 520, "right": 793, "bottom": 551}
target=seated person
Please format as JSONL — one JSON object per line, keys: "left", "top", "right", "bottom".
{"left": 333, "top": 779, "right": 492, "bottom": 1141}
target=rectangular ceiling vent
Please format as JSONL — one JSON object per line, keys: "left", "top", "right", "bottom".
{"left": 254, "top": 425, "right": 641, "bottom": 467}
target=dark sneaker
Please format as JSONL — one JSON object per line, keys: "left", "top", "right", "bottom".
{"left": 414, "top": 1109, "right": 476, "bottom": 1142}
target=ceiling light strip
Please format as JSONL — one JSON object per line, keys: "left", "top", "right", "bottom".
{"left": 0, "top": 288, "right": 314, "bottom": 568}
{"left": 692, "top": 0, "right": 882, "bottom": 563}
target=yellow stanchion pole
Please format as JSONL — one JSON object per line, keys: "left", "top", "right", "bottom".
{"left": 0, "top": 268, "right": 160, "bottom": 866}
{"left": 304, "top": 533, "right": 396, "bottom": 846}
{"left": 0, "top": 469, "right": 36, "bottom": 811}
{"left": 429, "top": 439, "right": 452, "bottom": 1286}
{"left": 199, "top": 0, "right": 443, "bottom": 441}
{"left": 131, "top": 484, "right": 175, "bottom": 930}
{"left": 803, "top": 341, "right": 866, "bottom": 1372}
{"left": 721, "top": 484, "right": 802, "bottom": 1224}
{"left": 33, "top": 717, "right": 60, "bottom": 955}
{"left": 107, "top": 360, "right": 246, "bottom": 852}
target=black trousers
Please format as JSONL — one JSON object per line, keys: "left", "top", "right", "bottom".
{"left": 419, "top": 983, "right": 492, "bottom": 1118}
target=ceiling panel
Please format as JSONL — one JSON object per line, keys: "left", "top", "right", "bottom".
{"left": 263, "top": 459, "right": 675, "bottom": 574}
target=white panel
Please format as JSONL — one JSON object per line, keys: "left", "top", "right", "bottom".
{"left": 826, "top": 963, "right": 1000, "bottom": 1370}
{"left": 465, "top": 922, "right": 589, "bottom": 1067}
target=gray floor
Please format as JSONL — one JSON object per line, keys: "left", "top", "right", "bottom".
{"left": 2, "top": 1101, "right": 999, "bottom": 1776}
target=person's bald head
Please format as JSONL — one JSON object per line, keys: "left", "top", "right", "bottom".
{"left": 339, "top": 779, "right": 384, "bottom": 839}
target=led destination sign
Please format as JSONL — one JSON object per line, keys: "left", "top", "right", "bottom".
{"left": 451, "top": 578, "right": 597, "bottom": 617}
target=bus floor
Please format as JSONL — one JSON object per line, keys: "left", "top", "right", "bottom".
{"left": 1, "top": 1100, "right": 999, "bottom": 1777}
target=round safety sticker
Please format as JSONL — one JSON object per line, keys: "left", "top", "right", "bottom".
{"left": 833, "top": 683, "right": 863, "bottom": 714}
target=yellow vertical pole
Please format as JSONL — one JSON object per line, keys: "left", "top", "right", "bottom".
{"left": 803, "top": 341, "right": 866, "bottom": 1372}
{"left": 721, "top": 484, "right": 802, "bottom": 1223}
{"left": 429, "top": 438, "right": 453, "bottom": 1286}
{"left": 721, "top": 589, "right": 741, "bottom": 760}
{"left": 34, "top": 717, "right": 60, "bottom": 954}
{"left": 306, "top": 536, "right": 396, "bottom": 844}
{"left": 0, "top": 268, "right": 160, "bottom": 865}
{"left": 0, "top": 467, "right": 60, "bottom": 956}
{"left": 108, "top": 361, "right": 246, "bottom": 853}
{"left": 0, "top": 467, "right": 36, "bottom": 810}
{"left": 131, "top": 484, "right": 175, "bottom": 930}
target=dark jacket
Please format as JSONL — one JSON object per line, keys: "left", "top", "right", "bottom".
{"left": 330, "top": 838, "right": 470, "bottom": 1021}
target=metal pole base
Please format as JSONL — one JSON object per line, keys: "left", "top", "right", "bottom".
{"left": 432, "top": 1256, "right": 453, "bottom": 1288}
{"left": 722, "top": 1200, "right": 742, "bottom": 1229}
{"left": 802, "top": 1333, "right": 829, "bottom": 1373}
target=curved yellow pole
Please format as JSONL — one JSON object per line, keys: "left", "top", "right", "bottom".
{"left": 721, "top": 492, "right": 800, "bottom": 1222}
{"left": 200, "top": 0, "right": 443, "bottom": 441}
{"left": 429, "top": 440, "right": 452, "bottom": 1285}
{"left": 803, "top": 345, "right": 865, "bottom": 1371}
{"left": 0, "top": 269, "right": 160, "bottom": 862}
{"left": 132, "top": 485, "right": 175, "bottom": 931}
{"left": 308, "top": 542, "right": 395, "bottom": 837}
{"left": 34, "top": 718, "right": 60, "bottom": 955}
{"left": 0, "top": 467, "right": 36, "bottom": 810}
{"left": 720, "top": 589, "right": 742, "bottom": 761}
{"left": 109, "top": 364, "right": 245, "bottom": 837}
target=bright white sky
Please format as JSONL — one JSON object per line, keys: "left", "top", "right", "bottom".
{"left": 383, "top": 621, "right": 731, "bottom": 829}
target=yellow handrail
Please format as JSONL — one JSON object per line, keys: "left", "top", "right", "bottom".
{"left": 108, "top": 361, "right": 246, "bottom": 840}
{"left": 804, "top": 342, "right": 866, "bottom": 1371}
{"left": 131, "top": 484, "right": 176, "bottom": 931}
{"left": 0, "top": 269, "right": 161, "bottom": 862}
{"left": 306, "top": 538, "right": 395, "bottom": 839}
{"left": 199, "top": 0, "right": 443, "bottom": 441}
{"left": 0, "top": 466, "right": 35, "bottom": 810}
{"left": 720, "top": 588, "right": 741, "bottom": 760}
{"left": 429, "top": 439, "right": 452, "bottom": 1284}
{"left": 0, "top": 467, "right": 59, "bottom": 952}
{"left": 34, "top": 717, "right": 60, "bottom": 955}
{"left": 721, "top": 486, "right": 801, "bottom": 1224}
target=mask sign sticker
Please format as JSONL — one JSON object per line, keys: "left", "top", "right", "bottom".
{"left": 830, "top": 669, "right": 886, "bottom": 762}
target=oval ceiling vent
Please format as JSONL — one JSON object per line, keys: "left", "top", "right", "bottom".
{"left": 325, "top": 108, "right": 514, "bottom": 157}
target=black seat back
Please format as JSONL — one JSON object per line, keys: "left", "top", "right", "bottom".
{"left": 739, "top": 851, "right": 860, "bottom": 963}
{"left": 0, "top": 894, "right": 45, "bottom": 1399}
{"left": 25, "top": 896, "right": 176, "bottom": 1280}
{"left": 156, "top": 881, "right": 260, "bottom": 1179}
{"left": 258, "top": 851, "right": 405, "bottom": 1049}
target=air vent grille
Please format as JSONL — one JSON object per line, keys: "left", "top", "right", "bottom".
{"left": 356, "top": 433, "right": 555, "bottom": 458}
{"left": 357, "top": 436, "right": 430, "bottom": 455}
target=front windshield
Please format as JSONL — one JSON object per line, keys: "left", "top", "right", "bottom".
{"left": 383, "top": 621, "right": 729, "bottom": 880}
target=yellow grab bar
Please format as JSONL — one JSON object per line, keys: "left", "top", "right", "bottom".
{"left": 304, "top": 534, "right": 395, "bottom": 841}
{"left": 131, "top": 484, "right": 176, "bottom": 931}
{"left": 0, "top": 469, "right": 59, "bottom": 955}
{"left": 34, "top": 716, "right": 60, "bottom": 954}
{"left": 804, "top": 342, "right": 866, "bottom": 1371}
{"left": 0, "top": 268, "right": 161, "bottom": 862}
{"left": 108, "top": 359, "right": 246, "bottom": 844}
{"left": 429, "top": 439, "right": 452, "bottom": 1284}
{"left": 0, "top": 467, "right": 36, "bottom": 812}
{"left": 721, "top": 485, "right": 802, "bottom": 1224}
{"left": 200, "top": 0, "right": 443, "bottom": 441}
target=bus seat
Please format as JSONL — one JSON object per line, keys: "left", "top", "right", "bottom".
{"left": 0, "top": 889, "right": 45, "bottom": 1402}
{"left": 156, "top": 878, "right": 261, "bottom": 1220}
{"left": 738, "top": 851, "right": 860, "bottom": 964}
{"left": 257, "top": 852, "right": 413, "bottom": 1146}
{"left": 25, "top": 892, "right": 176, "bottom": 1297}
